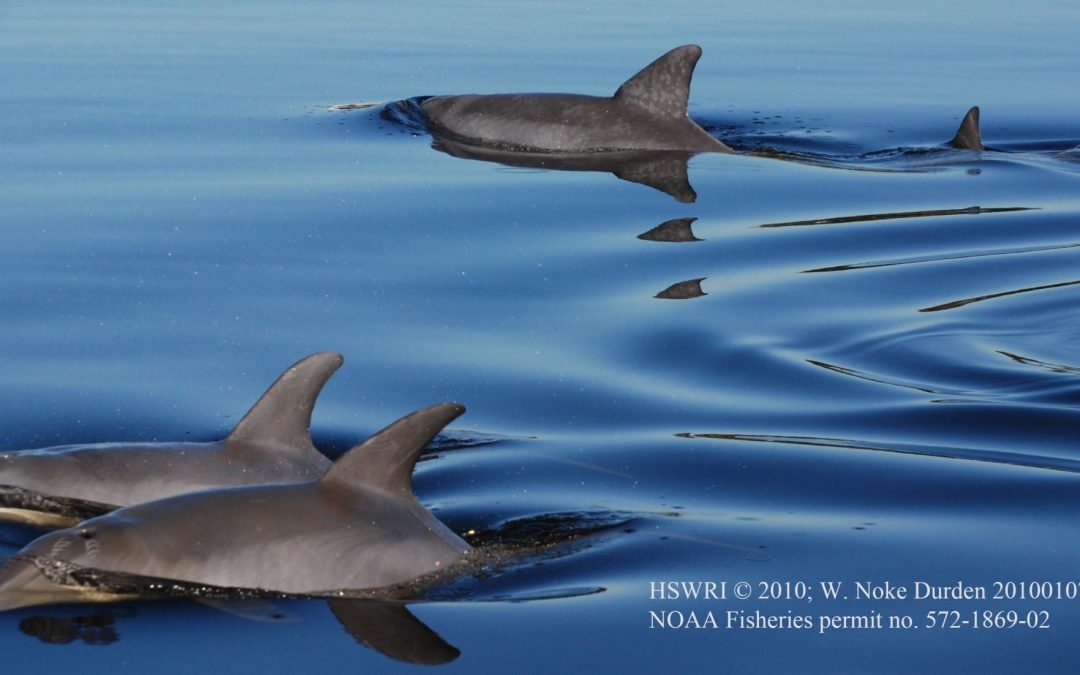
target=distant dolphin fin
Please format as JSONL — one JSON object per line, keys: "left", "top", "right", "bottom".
{"left": 320, "top": 403, "right": 465, "bottom": 494}
{"left": 950, "top": 106, "right": 984, "bottom": 150}
{"left": 327, "top": 599, "right": 460, "bottom": 664}
{"left": 226, "top": 352, "right": 343, "bottom": 453}
{"left": 614, "top": 44, "right": 702, "bottom": 119}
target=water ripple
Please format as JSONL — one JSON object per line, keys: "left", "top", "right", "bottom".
{"left": 805, "top": 241, "right": 1079, "bottom": 274}
{"left": 677, "top": 432, "right": 1080, "bottom": 474}
{"left": 920, "top": 278, "right": 1080, "bottom": 312}
{"left": 758, "top": 205, "right": 1035, "bottom": 229}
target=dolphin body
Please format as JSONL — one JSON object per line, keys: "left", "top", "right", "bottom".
{"left": 0, "top": 403, "right": 469, "bottom": 611}
{"left": 422, "top": 44, "right": 732, "bottom": 154}
{"left": 0, "top": 352, "right": 341, "bottom": 529}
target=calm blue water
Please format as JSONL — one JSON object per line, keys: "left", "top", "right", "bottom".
{"left": 3, "top": 1, "right": 1080, "bottom": 672}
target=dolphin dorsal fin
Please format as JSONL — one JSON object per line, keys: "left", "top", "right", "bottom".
{"left": 320, "top": 403, "right": 465, "bottom": 495}
{"left": 226, "top": 352, "right": 343, "bottom": 454}
{"left": 614, "top": 44, "right": 702, "bottom": 119}
{"left": 951, "top": 106, "right": 984, "bottom": 150}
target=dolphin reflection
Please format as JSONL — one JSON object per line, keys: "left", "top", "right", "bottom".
{"left": 328, "top": 599, "right": 459, "bottom": 665}
{"left": 637, "top": 217, "right": 702, "bottom": 242}
{"left": 11, "top": 600, "right": 457, "bottom": 664}
{"left": 18, "top": 610, "right": 120, "bottom": 646}
{"left": 655, "top": 278, "right": 707, "bottom": 300}
{"left": 432, "top": 139, "right": 700, "bottom": 203}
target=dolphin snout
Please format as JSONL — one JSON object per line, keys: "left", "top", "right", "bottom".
{"left": 0, "top": 557, "right": 68, "bottom": 611}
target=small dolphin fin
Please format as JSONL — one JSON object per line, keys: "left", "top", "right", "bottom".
{"left": 614, "top": 44, "right": 702, "bottom": 119}
{"left": 950, "top": 106, "right": 984, "bottom": 150}
{"left": 320, "top": 403, "right": 465, "bottom": 495}
{"left": 226, "top": 352, "right": 343, "bottom": 453}
{"left": 327, "top": 599, "right": 460, "bottom": 664}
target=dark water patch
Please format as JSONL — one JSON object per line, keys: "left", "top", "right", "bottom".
{"left": 19, "top": 610, "right": 123, "bottom": 646}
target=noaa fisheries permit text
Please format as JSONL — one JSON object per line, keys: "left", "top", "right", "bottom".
{"left": 646, "top": 580, "right": 1079, "bottom": 633}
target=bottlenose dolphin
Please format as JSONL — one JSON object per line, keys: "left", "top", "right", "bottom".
{"left": 0, "top": 403, "right": 469, "bottom": 610}
{"left": 0, "top": 352, "right": 341, "bottom": 529}
{"left": 412, "top": 45, "right": 995, "bottom": 200}
{"left": 422, "top": 44, "right": 732, "bottom": 154}
{"left": 424, "top": 100, "right": 992, "bottom": 198}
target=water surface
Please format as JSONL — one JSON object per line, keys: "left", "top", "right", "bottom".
{"left": 3, "top": 1, "right": 1080, "bottom": 672}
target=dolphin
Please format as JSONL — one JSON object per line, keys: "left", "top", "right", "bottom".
{"left": 414, "top": 46, "right": 997, "bottom": 201}
{"left": 0, "top": 352, "right": 341, "bottom": 529}
{"left": 422, "top": 44, "right": 732, "bottom": 154}
{"left": 0, "top": 402, "right": 469, "bottom": 611}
